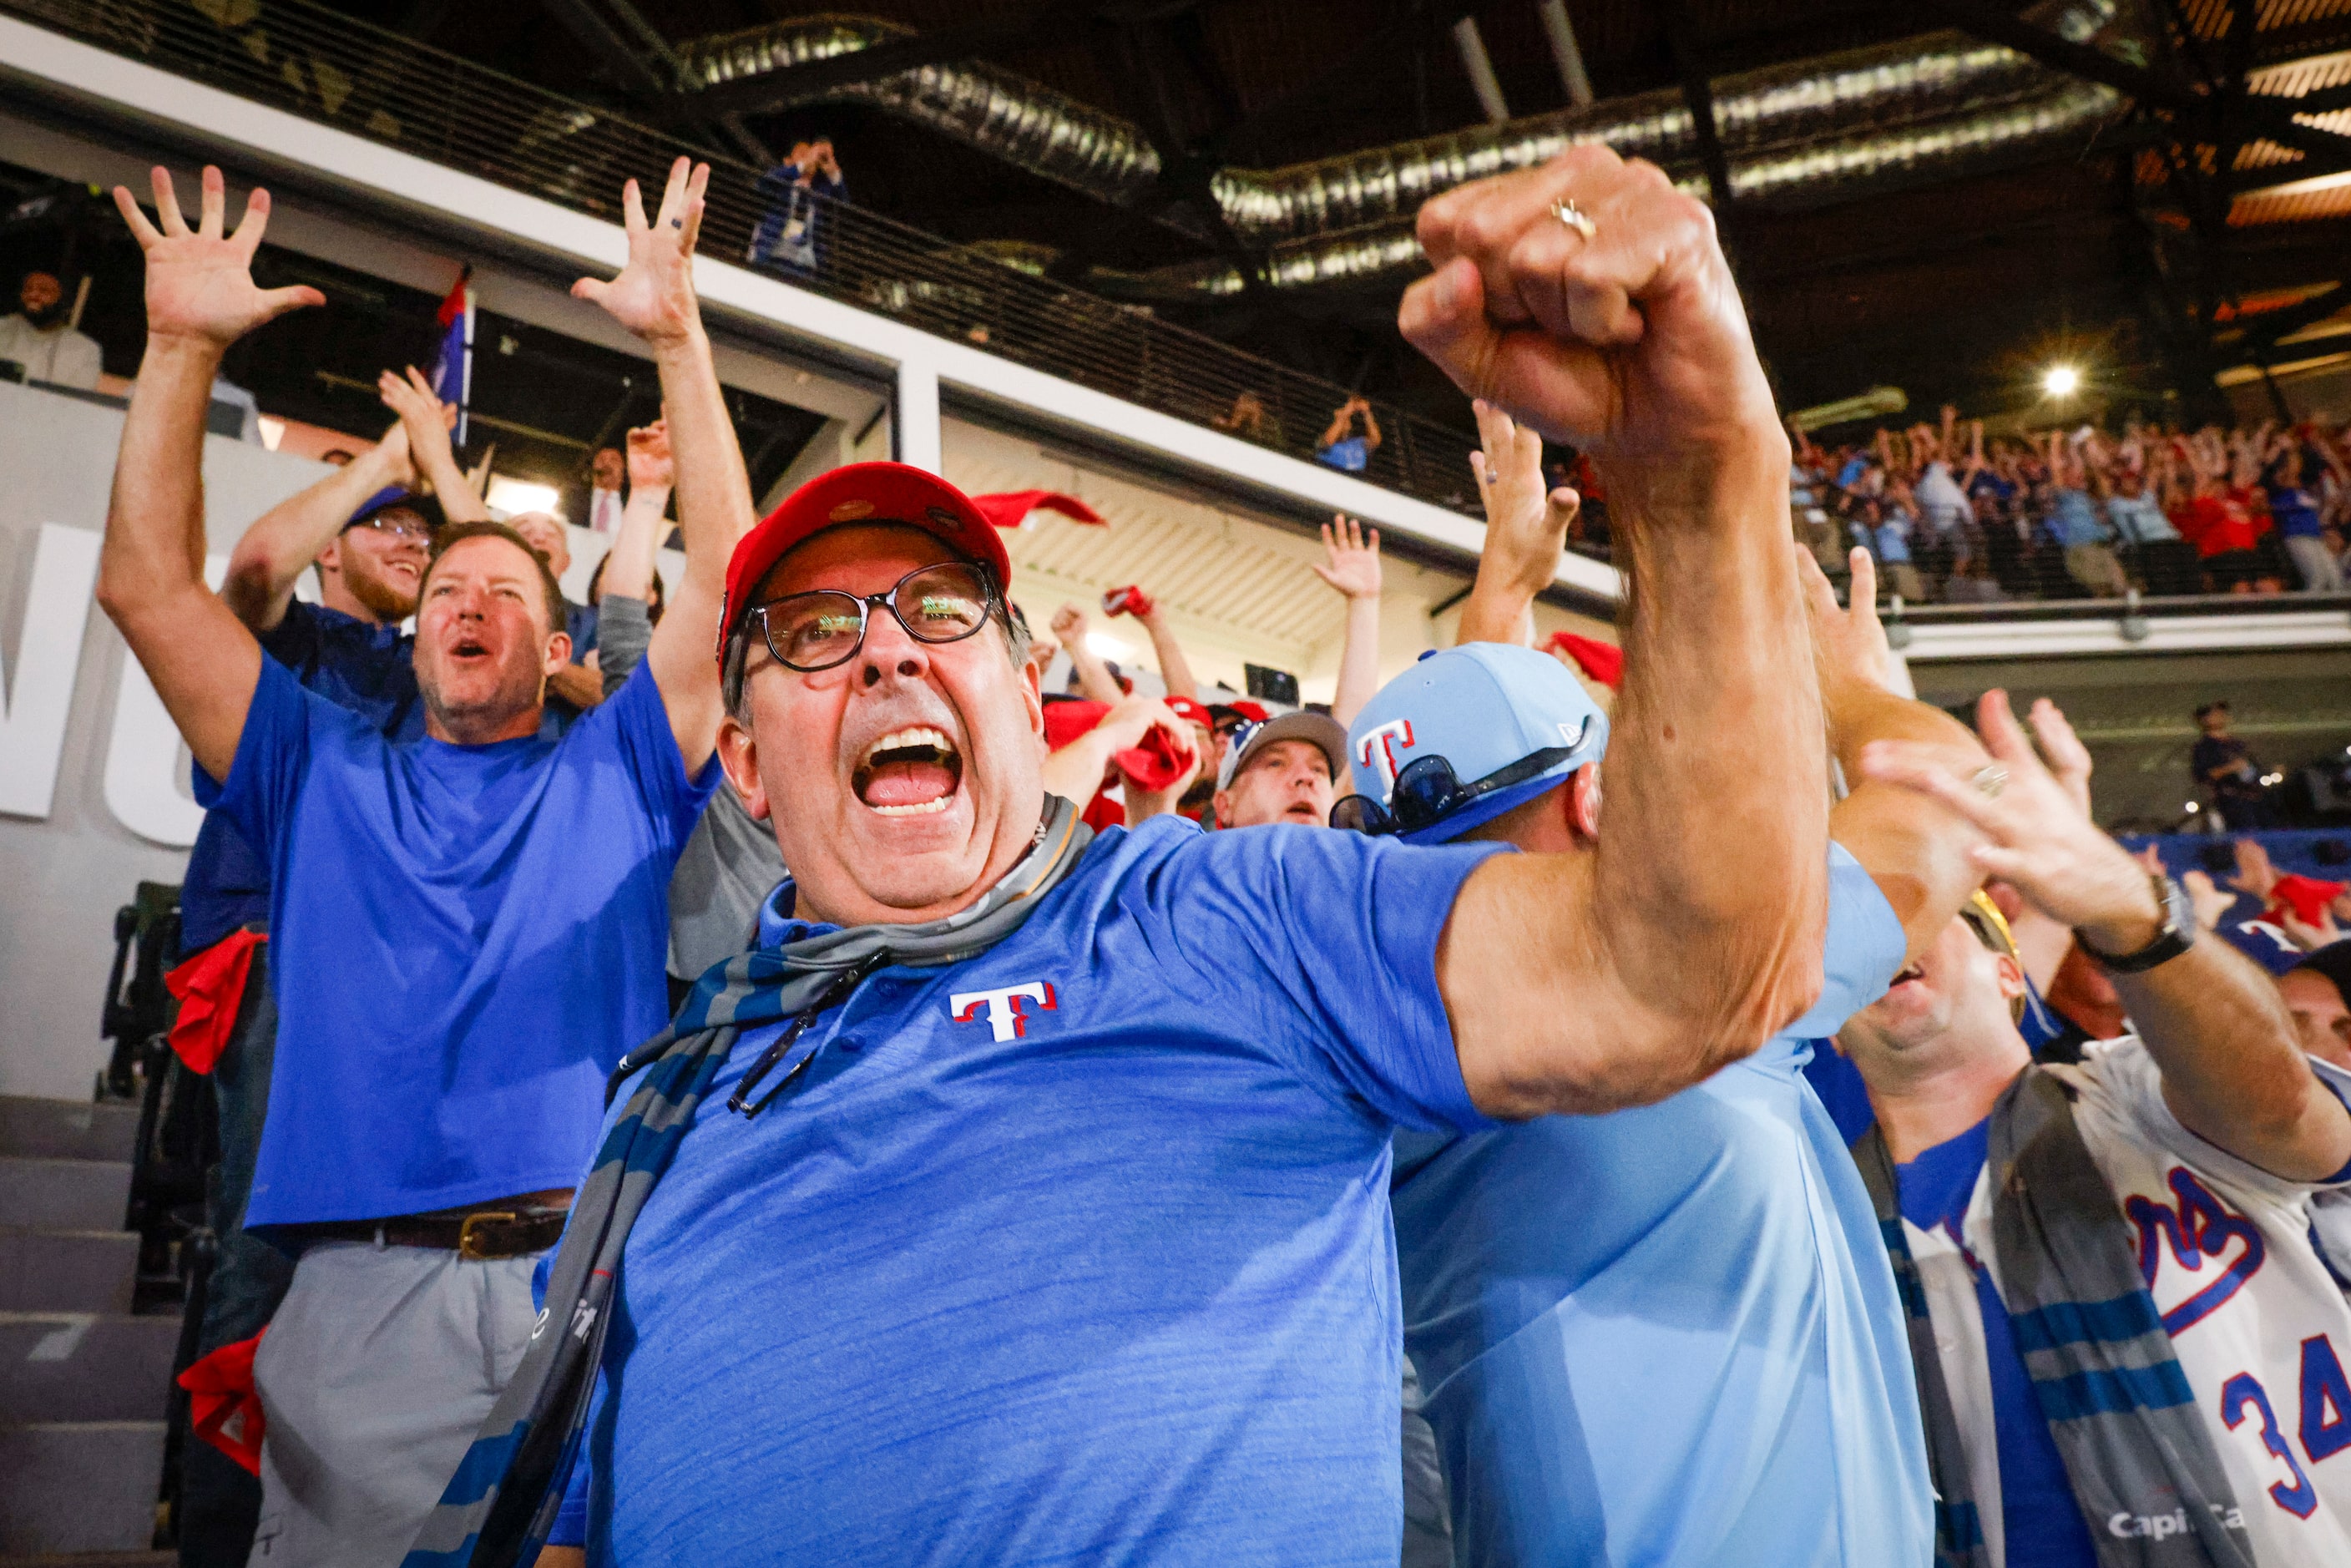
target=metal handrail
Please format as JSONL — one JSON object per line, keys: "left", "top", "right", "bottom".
{"left": 5, "top": 0, "right": 1486, "bottom": 515}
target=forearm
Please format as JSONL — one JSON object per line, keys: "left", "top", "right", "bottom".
{"left": 600, "top": 485, "right": 671, "bottom": 600}
{"left": 1456, "top": 551, "right": 1548, "bottom": 645}
{"left": 1140, "top": 614, "right": 1199, "bottom": 701}
{"left": 653, "top": 326, "right": 752, "bottom": 593}
{"left": 1331, "top": 595, "right": 1383, "bottom": 727}
{"left": 2112, "top": 927, "right": 2351, "bottom": 1181}
{"left": 1824, "top": 680, "right": 1987, "bottom": 960}
{"left": 98, "top": 336, "right": 260, "bottom": 781}
{"left": 221, "top": 441, "right": 402, "bottom": 629}
{"left": 412, "top": 437, "right": 487, "bottom": 525}
{"left": 1066, "top": 644, "right": 1123, "bottom": 705}
{"left": 1596, "top": 443, "right": 1826, "bottom": 1043}
{"left": 101, "top": 339, "right": 220, "bottom": 615}
{"left": 1039, "top": 731, "right": 1113, "bottom": 803}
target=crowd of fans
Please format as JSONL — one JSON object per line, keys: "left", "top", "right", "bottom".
{"left": 1792, "top": 404, "right": 2351, "bottom": 604}
{"left": 60, "top": 146, "right": 2351, "bottom": 1568}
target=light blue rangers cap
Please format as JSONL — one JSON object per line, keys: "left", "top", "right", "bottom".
{"left": 1344, "top": 642, "right": 1609, "bottom": 845}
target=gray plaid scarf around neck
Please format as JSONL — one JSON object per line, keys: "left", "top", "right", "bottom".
{"left": 1856, "top": 1064, "right": 2252, "bottom": 1568}
{"left": 402, "top": 795, "right": 1094, "bottom": 1568}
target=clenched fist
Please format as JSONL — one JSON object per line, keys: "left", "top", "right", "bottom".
{"left": 1399, "top": 144, "right": 1779, "bottom": 471}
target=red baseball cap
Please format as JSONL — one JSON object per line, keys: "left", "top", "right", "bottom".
{"left": 1164, "top": 695, "right": 1213, "bottom": 730}
{"left": 715, "top": 462, "right": 1014, "bottom": 664}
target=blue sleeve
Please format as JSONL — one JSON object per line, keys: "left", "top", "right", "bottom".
{"left": 1128, "top": 820, "right": 1508, "bottom": 1134}
{"left": 212, "top": 656, "right": 340, "bottom": 867}
{"left": 544, "top": 1374, "right": 599, "bottom": 1549}
{"left": 579, "top": 660, "right": 720, "bottom": 856}
{"left": 1780, "top": 842, "right": 1908, "bottom": 1040}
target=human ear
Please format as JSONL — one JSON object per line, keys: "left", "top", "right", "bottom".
{"left": 1569, "top": 763, "right": 1603, "bottom": 839}
{"left": 716, "top": 714, "right": 770, "bottom": 820}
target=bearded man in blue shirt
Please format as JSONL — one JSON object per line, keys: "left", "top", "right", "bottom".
{"left": 98, "top": 158, "right": 744, "bottom": 1566}
{"left": 423, "top": 144, "right": 1836, "bottom": 1568}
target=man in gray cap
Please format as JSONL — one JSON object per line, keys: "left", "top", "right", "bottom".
{"left": 1211, "top": 709, "right": 1351, "bottom": 829}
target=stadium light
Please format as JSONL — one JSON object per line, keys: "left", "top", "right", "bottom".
{"left": 2043, "top": 364, "right": 2081, "bottom": 398}
{"left": 486, "top": 477, "right": 563, "bottom": 518}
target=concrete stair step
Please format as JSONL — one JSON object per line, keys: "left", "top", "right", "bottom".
{"left": 0, "top": 1422, "right": 166, "bottom": 1555}
{"left": 0, "top": 1159, "right": 131, "bottom": 1232}
{"left": 0, "top": 1231, "right": 137, "bottom": 1316}
{"left": 0, "top": 1313, "right": 178, "bottom": 1424}
{"left": 0, "top": 1098, "right": 140, "bottom": 1165}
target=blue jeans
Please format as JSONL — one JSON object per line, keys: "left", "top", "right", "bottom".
{"left": 179, "top": 934, "right": 296, "bottom": 1568}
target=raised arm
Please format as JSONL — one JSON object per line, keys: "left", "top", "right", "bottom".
{"left": 572, "top": 159, "right": 745, "bottom": 773}
{"left": 1050, "top": 604, "right": 1124, "bottom": 703}
{"left": 1866, "top": 690, "right": 2351, "bottom": 1183}
{"left": 1802, "top": 546, "right": 1987, "bottom": 960}
{"left": 97, "top": 166, "right": 321, "bottom": 781}
{"left": 598, "top": 419, "right": 675, "bottom": 603}
{"left": 1130, "top": 593, "right": 1201, "bottom": 701}
{"left": 1405, "top": 146, "right": 1828, "bottom": 1116}
{"left": 1359, "top": 402, "right": 1383, "bottom": 453}
{"left": 1455, "top": 398, "right": 1580, "bottom": 646}
{"left": 589, "top": 421, "right": 675, "bottom": 700}
{"left": 377, "top": 366, "right": 488, "bottom": 525}
{"left": 220, "top": 417, "right": 412, "bottom": 630}
{"left": 1311, "top": 515, "right": 1384, "bottom": 726}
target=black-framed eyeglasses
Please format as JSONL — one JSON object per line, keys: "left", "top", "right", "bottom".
{"left": 746, "top": 559, "right": 1003, "bottom": 674}
{"left": 1332, "top": 743, "right": 1581, "bottom": 837}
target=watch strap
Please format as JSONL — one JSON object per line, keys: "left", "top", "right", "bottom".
{"left": 2076, "top": 873, "right": 2195, "bottom": 974}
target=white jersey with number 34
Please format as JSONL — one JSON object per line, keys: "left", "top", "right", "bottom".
{"left": 1968, "top": 1038, "right": 2351, "bottom": 1568}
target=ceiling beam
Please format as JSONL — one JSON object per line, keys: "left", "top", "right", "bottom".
{"left": 660, "top": 1, "right": 1107, "bottom": 123}
{"left": 1918, "top": 0, "right": 2351, "bottom": 181}
{"left": 1658, "top": 0, "right": 1736, "bottom": 219}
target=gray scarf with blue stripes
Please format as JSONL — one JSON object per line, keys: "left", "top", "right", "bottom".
{"left": 402, "top": 796, "right": 1093, "bottom": 1568}
{"left": 1858, "top": 1064, "right": 2252, "bottom": 1568}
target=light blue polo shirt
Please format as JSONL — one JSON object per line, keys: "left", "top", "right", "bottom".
{"left": 559, "top": 815, "right": 1507, "bottom": 1565}
{"left": 1391, "top": 843, "right": 1931, "bottom": 1565}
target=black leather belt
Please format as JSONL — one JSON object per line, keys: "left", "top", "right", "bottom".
{"left": 285, "top": 1206, "right": 569, "bottom": 1260}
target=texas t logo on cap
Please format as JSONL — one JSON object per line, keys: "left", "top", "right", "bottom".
{"left": 950, "top": 982, "right": 1058, "bottom": 1042}
{"left": 1357, "top": 719, "right": 1417, "bottom": 795}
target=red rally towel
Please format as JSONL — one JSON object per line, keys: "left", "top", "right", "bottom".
{"left": 2266, "top": 873, "right": 2347, "bottom": 928}
{"left": 179, "top": 1329, "right": 267, "bottom": 1475}
{"left": 1546, "top": 631, "right": 1624, "bottom": 690}
{"left": 969, "top": 490, "right": 1105, "bottom": 530}
{"left": 1039, "top": 699, "right": 1196, "bottom": 817}
{"left": 163, "top": 928, "right": 267, "bottom": 1075}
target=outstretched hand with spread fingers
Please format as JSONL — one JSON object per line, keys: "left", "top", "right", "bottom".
{"left": 111, "top": 165, "right": 322, "bottom": 348}
{"left": 1861, "top": 689, "right": 2153, "bottom": 938}
{"left": 1312, "top": 515, "right": 1383, "bottom": 601}
{"left": 573, "top": 157, "right": 710, "bottom": 347}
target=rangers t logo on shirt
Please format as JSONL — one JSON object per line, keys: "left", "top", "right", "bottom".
{"left": 949, "top": 982, "right": 1058, "bottom": 1042}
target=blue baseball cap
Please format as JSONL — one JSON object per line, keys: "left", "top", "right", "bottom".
{"left": 345, "top": 487, "right": 435, "bottom": 530}
{"left": 1345, "top": 642, "right": 1609, "bottom": 844}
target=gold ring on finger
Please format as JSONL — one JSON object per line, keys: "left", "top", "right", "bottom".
{"left": 1550, "top": 198, "right": 1597, "bottom": 242}
{"left": 1971, "top": 764, "right": 2009, "bottom": 801}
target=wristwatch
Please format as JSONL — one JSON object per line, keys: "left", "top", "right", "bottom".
{"left": 2075, "top": 873, "right": 2195, "bottom": 974}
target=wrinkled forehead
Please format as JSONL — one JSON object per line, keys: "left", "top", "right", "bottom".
{"left": 756, "top": 522, "right": 968, "bottom": 602}
{"left": 425, "top": 533, "right": 544, "bottom": 596}
{"left": 1247, "top": 739, "right": 1333, "bottom": 780}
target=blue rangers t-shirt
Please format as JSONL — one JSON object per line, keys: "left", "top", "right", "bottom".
{"left": 552, "top": 815, "right": 1507, "bottom": 1565}
{"left": 212, "top": 656, "right": 714, "bottom": 1229}
{"left": 1390, "top": 843, "right": 1932, "bottom": 1565}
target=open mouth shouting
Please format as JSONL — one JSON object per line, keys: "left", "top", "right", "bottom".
{"left": 1888, "top": 962, "right": 1925, "bottom": 990}
{"left": 446, "top": 632, "right": 493, "bottom": 667}
{"left": 854, "top": 726, "right": 964, "bottom": 817}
